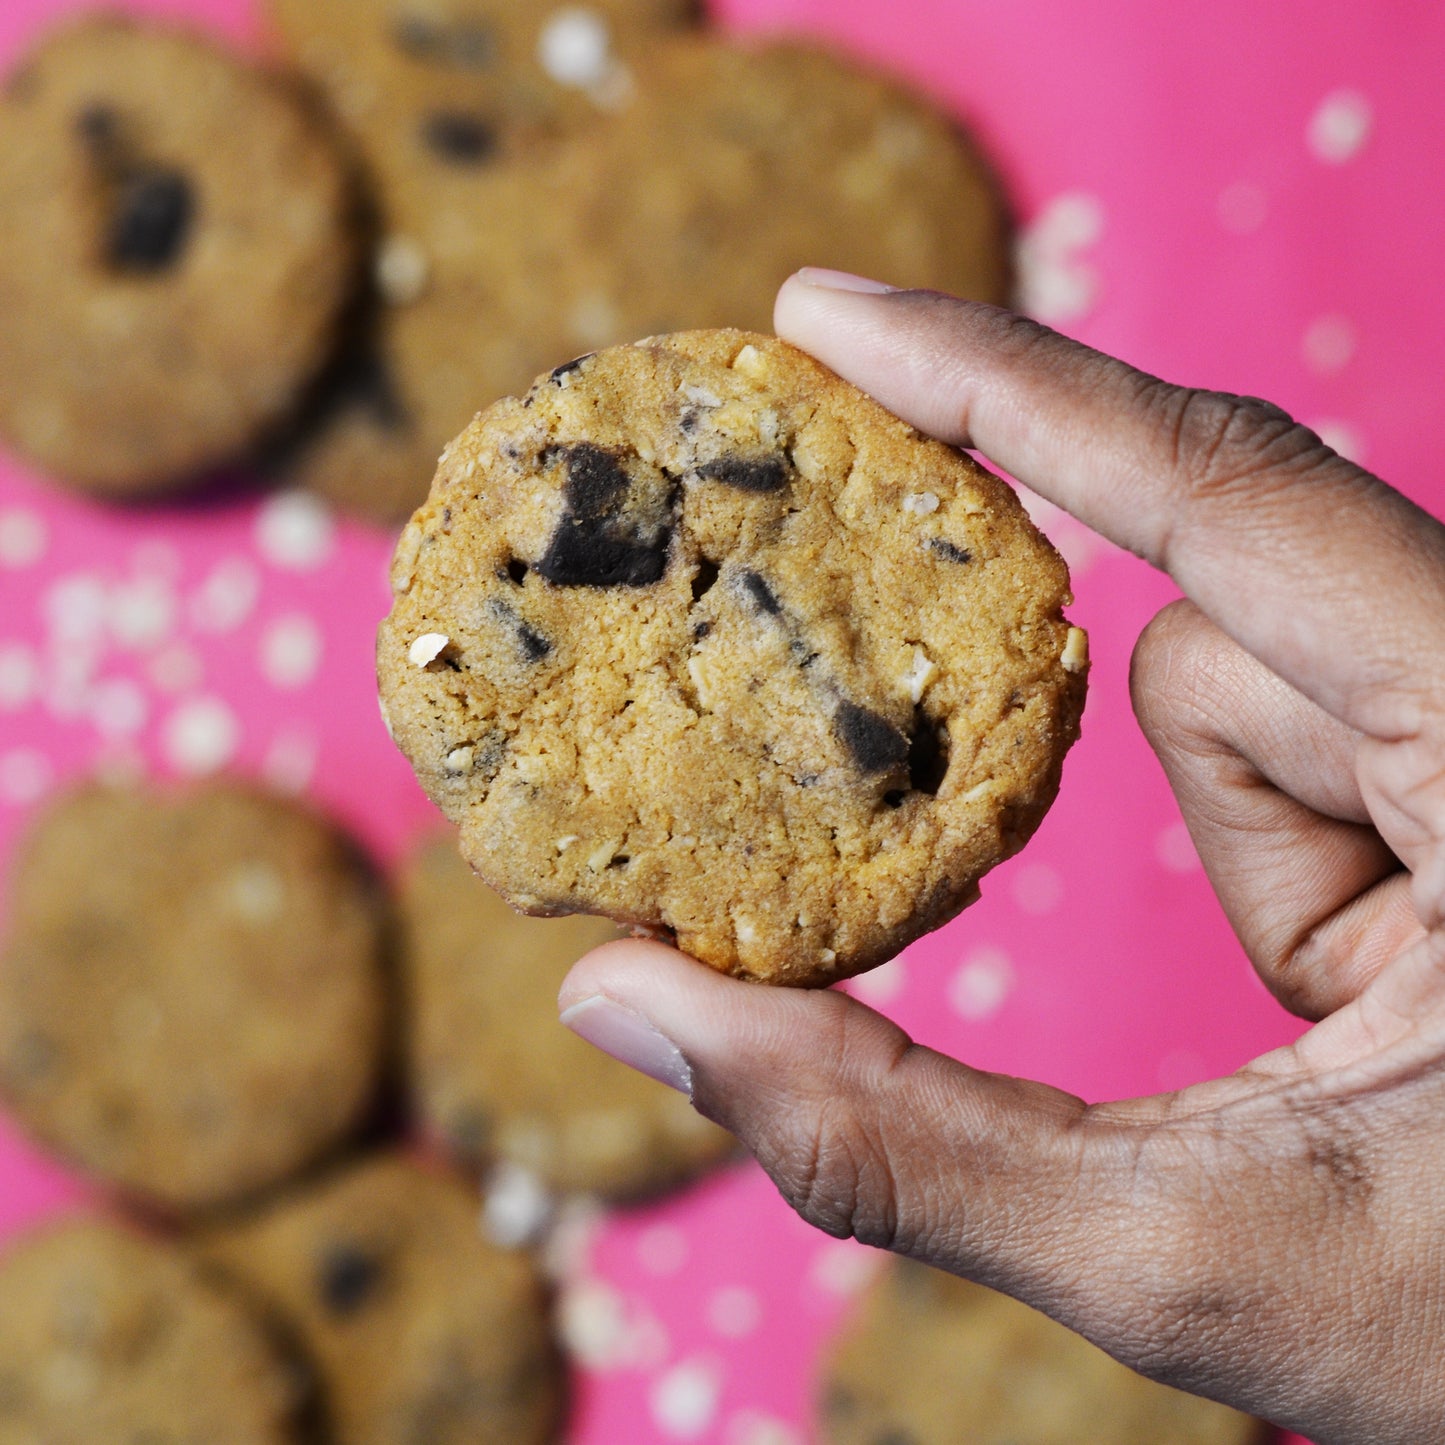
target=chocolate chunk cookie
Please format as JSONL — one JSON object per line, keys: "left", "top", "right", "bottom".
{"left": 203, "top": 1155, "right": 565, "bottom": 1445}
{"left": 377, "top": 330, "right": 1087, "bottom": 985}
{"left": 401, "top": 835, "right": 732, "bottom": 1196}
{"left": 819, "top": 1260, "right": 1269, "bottom": 1444}
{"left": 0, "top": 16, "right": 358, "bottom": 496}
{"left": 0, "top": 1220, "right": 301, "bottom": 1444}
{"left": 0, "top": 780, "right": 387, "bottom": 1213}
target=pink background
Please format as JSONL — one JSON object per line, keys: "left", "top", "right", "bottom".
{"left": 3, "top": 2, "right": 1444, "bottom": 1442}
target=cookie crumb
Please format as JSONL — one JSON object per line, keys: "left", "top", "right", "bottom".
{"left": 408, "top": 633, "right": 450, "bottom": 667}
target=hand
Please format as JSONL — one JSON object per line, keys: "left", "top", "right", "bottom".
{"left": 559, "top": 272, "right": 1445, "bottom": 1444}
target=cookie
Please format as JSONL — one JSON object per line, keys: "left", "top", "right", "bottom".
{"left": 0, "top": 16, "right": 359, "bottom": 497}
{"left": 401, "top": 835, "right": 732, "bottom": 1196}
{"left": 0, "top": 780, "right": 388, "bottom": 1213}
{"left": 548, "top": 35, "right": 1012, "bottom": 334}
{"left": 0, "top": 1219, "right": 301, "bottom": 1443}
{"left": 818, "top": 1260, "right": 1269, "bottom": 1444}
{"left": 377, "top": 330, "right": 1087, "bottom": 985}
{"left": 203, "top": 1155, "right": 565, "bottom": 1445}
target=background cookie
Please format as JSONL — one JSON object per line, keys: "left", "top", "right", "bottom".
{"left": 0, "top": 780, "right": 387, "bottom": 1213}
{"left": 818, "top": 1260, "right": 1269, "bottom": 1444}
{"left": 402, "top": 835, "right": 733, "bottom": 1197}
{"left": 0, "top": 16, "right": 358, "bottom": 496}
{"left": 378, "top": 330, "right": 1086, "bottom": 984}
{"left": 0, "top": 1220, "right": 300, "bottom": 1444}
{"left": 204, "top": 1155, "right": 565, "bottom": 1445}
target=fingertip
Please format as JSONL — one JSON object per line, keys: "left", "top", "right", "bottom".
{"left": 557, "top": 935, "right": 688, "bottom": 1014}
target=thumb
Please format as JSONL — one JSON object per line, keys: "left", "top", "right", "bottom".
{"left": 561, "top": 940, "right": 1137, "bottom": 1309}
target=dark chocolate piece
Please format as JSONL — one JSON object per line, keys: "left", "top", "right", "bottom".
{"left": 316, "top": 1242, "right": 383, "bottom": 1316}
{"left": 536, "top": 525, "right": 669, "bottom": 588}
{"left": 106, "top": 170, "right": 193, "bottom": 272}
{"left": 560, "top": 443, "right": 630, "bottom": 518}
{"left": 738, "top": 570, "right": 781, "bottom": 616}
{"left": 393, "top": 15, "right": 495, "bottom": 68}
{"left": 697, "top": 454, "right": 789, "bottom": 493}
{"left": 422, "top": 111, "right": 496, "bottom": 164}
{"left": 833, "top": 700, "right": 909, "bottom": 774}
{"left": 927, "top": 538, "right": 973, "bottom": 565}
{"left": 489, "top": 598, "right": 551, "bottom": 662}
{"left": 549, "top": 353, "right": 595, "bottom": 383}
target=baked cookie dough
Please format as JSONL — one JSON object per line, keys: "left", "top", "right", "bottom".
{"left": 204, "top": 1155, "right": 565, "bottom": 1445}
{"left": 378, "top": 330, "right": 1086, "bottom": 985}
{"left": 0, "top": 1220, "right": 300, "bottom": 1444}
{"left": 0, "top": 15, "right": 358, "bottom": 496}
{"left": 819, "top": 1260, "right": 1268, "bottom": 1444}
{"left": 0, "top": 780, "right": 387, "bottom": 1213}
{"left": 401, "top": 835, "right": 732, "bottom": 1196}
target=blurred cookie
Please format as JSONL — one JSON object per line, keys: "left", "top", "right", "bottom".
{"left": 550, "top": 35, "right": 1012, "bottom": 334}
{"left": 819, "top": 1260, "right": 1269, "bottom": 1444}
{"left": 401, "top": 836, "right": 732, "bottom": 1196}
{"left": 378, "top": 330, "right": 1086, "bottom": 984}
{"left": 0, "top": 1220, "right": 300, "bottom": 1443}
{"left": 204, "top": 1155, "right": 565, "bottom": 1445}
{"left": 0, "top": 16, "right": 358, "bottom": 496}
{"left": 0, "top": 781, "right": 387, "bottom": 1213}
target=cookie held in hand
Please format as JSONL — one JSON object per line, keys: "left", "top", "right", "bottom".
{"left": 377, "top": 330, "right": 1086, "bottom": 985}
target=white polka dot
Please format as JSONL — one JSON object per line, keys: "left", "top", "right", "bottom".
{"left": 255, "top": 492, "right": 335, "bottom": 571}
{"left": 1155, "top": 820, "right": 1201, "bottom": 873}
{"left": 1311, "top": 418, "right": 1367, "bottom": 464}
{"left": 650, "top": 1357, "right": 723, "bottom": 1439}
{"left": 0, "top": 749, "right": 52, "bottom": 806}
{"left": 259, "top": 614, "right": 324, "bottom": 690}
{"left": 89, "top": 677, "right": 149, "bottom": 739}
{"left": 1016, "top": 192, "right": 1105, "bottom": 325}
{"left": 540, "top": 1195, "right": 606, "bottom": 1282}
{"left": 163, "top": 696, "right": 239, "bottom": 776}
{"left": 1027, "top": 191, "right": 1105, "bottom": 252}
{"left": 1216, "top": 180, "right": 1268, "bottom": 235}
{"left": 148, "top": 644, "right": 204, "bottom": 695}
{"left": 808, "top": 1241, "right": 883, "bottom": 1298}
{"left": 707, "top": 1286, "right": 762, "bottom": 1340}
{"left": 0, "top": 644, "right": 38, "bottom": 711}
{"left": 636, "top": 1223, "right": 690, "bottom": 1276}
{"left": 1308, "top": 88, "right": 1372, "bottom": 163}
{"left": 189, "top": 557, "right": 261, "bottom": 633}
{"left": 1301, "top": 315, "right": 1356, "bottom": 375}
{"left": 1011, "top": 861, "right": 1063, "bottom": 914}
{"left": 537, "top": 7, "right": 613, "bottom": 88}
{"left": 724, "top": 1414, "right": 803, "bottom": 1445}
{"left": 948, "top": 945, "right": 1015, "bottom": 1021}
{"left": 558, "top": 1280, "right": 668, "bottom": 1370}
{"left": 0, "top": 508, "right": 47, "bottom": 569}
{"left": 260, "top": 728, "right": 317, "bottom": 794}
{"left": 42, "top": 574, "right": 109, "bottom": 645}
{"left": 129, "top": 541, "right": 181, "bottom": 582}
{"left": 45, "top": 647, "right": 101, "bottom": 721}
{"left": 846, "top": 956, "right": 907, "bottom": 1006}
{"left": 109, "top": 576, "right": 176, "bottom": 652}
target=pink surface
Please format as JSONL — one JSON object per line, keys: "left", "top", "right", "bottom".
{"left": 3, "top": 2, "right": 1443, "bottom": 1441}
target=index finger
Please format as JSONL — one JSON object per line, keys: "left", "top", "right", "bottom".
{"left": 774, "top": 273, "right": 1445, "bottom": 742}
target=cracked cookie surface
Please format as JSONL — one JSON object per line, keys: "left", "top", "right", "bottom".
{"left": 378, "top": 330, "right": 1086, "bottom": 985}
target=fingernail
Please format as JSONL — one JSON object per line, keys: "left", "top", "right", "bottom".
{"left": 793, "top": 266, "right": 898, "bottom": 295}
{"left": 560, "top": 995, "right": 693, "bottom": 1096}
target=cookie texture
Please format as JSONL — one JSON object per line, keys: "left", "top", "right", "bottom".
{"left": 819, "top": 1261, "right": 1269, "bottom": 1445}
{"left": 0, "top": 16, "right": 358, "bottom": 495}
{"left": 378, "top": 330, "right": 1086, "bottom": 985}
{"left": 0, "top": 1220, "right": 300, "bottom": 1444}
{"left": 0, "top": 781, "right": 387, "bottom": 1212}
{"left": 402, "top": 835, "right": 732, "bottom": 1196}
{"left": 204, "top": 1155, "right": 565, "bottom": 1445}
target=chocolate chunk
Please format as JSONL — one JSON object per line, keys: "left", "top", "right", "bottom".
{"left": 560, "top": 443, "right": 630, "bottom": 518}
{"left": 927, "top": 538, "right": 973, "bottom": 565}
{"left": 330, "top": 344, "right": 409, "bottom": 431}
{"left": 75, "top": 102, "right": 119, "bottom": 150}
{"left": 106, "top": 170, "right": 193, "bottom": 272}
{"left": 393, "top": 15, "right": 495, "bottom": 68}
{"left": 834, "top": 700, "right": 909, "bottom": 774}
{"left": 549, "top": 354, "right": 595, "bottom": 383}
{"left": 697, "top": 454, "right": 789, "bottom": 493}
{"left": 739, "top": 570, "right": 781, "bottom": 616}
{"left": 489, "top": 598, "right": 551, "bottom": 662}
{"left": 504, "top": 558, "right": 529, "bottom": 586}
{"left": 316, "top": 1242, "right": 383, "bottom": 1315}
{"left": 537, "top": 524, "right": 669, "bottom": 588}
{"left": 422, "top": 111, "right": 496, "bottom": 164}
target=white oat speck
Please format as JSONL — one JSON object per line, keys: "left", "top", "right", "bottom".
{"left": 375, "top": 234, "right": 430, "bottom": 306}
{"left": 902, "top": 491, "right": 939, "bottom": 515}
{"left": 1061, "top": 626, "right": 1089, "bottom": 673}
{"left": 537, "top": 8, "right": 613, "bottom": 89}
{"left": 408, "top": 633, "right": 450, "bottom": 667}
{"left": 903, "top": 646, "right": 937, "bottom": 703}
